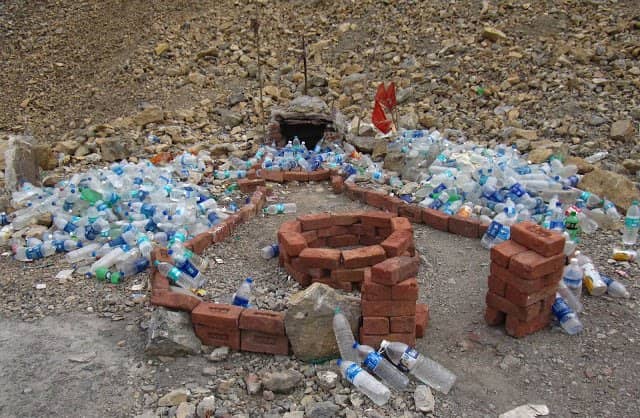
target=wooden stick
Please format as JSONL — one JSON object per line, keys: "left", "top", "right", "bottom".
{"left": 251, "top": 4, "right": 265, "bottom": 138}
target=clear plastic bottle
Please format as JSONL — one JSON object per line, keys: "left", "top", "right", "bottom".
{"left": 155, "top": 261, "right": 200, "bottom": 290}
{"left": 170, "top": 241, "right": 208, "bottom": 271}
{"left": 52, "top": 239, "right": 82, "bottom": 253}
{"left": 622, "top": 200, "right": 640, "bottom": 246}
{"left": 332, "top": 308, "right": 359, "bottom": 363}
{"left": 380, "top": 340, "right": 456, "bottom": 394}
{"left": 557, "top": 280, "right": 584, "bottom": 314}
{"left": 118, "top": 257, "right": 149, "bottom": 277}
{"left": 603, "top": 200, "right": 621, "bottom": 222}
{"left": 14, "top": 241, "right": 56, "bottom": 261}
{"left": 90, "top": 246, "right": 128, "bottom": 273}
{"left": 551, "top": 294, "right": 583, "bottom": 335}
{"left": 261, "top": 244, "right": 279, "bottom": 259}
{"left": 562, "top": 258, "right": 583, "bottom": 300}
{"left": 263, "top": 203, "right": 297, "bottom": 215}
{"left": 231, "top": 277, "right": 253, "bottom": 307}
{"left": 65, "top": 242, "right": 101, "bottom": 264}
{"left": 354, "top": 343, "right": 409, "bottom": 391}
{"left": 336, "top": 359, "right": 391, "bottom": 406}
{"left": 601, "top": 275, "right": 630, "bottom": 298}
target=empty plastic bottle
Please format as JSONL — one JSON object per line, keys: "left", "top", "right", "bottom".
{"left": 336, "top": 359, "right": 391, "bottom": 406}
{"left": 354, "top": 343, "right": 409, "bottom": 390}
{"left": 601, "top": 275, "right": 630, "bottom": 298}
{"left": 14, "top": 241, "right": 56, "bottom": 261}
{"left": 231, "top": 277, "right": 253, "bottom": 307}
{"left": 263, "top": 203, "right": 297, "bottom": 215}
{"left": 380, "top": 340, "right": 456, "bottom": 394}
{"left": 261, "top": 244, "right": 279, "bottom": 259}
{"left": 557, "top": 280, "right": 584, "bottom": 314}
{"left": 52, "top": 239, "right": 82, "bottom": 253}
{"left": 155, "top": 261, "right": 200, "bottom": 290}
{"left": 552, "top": 294, "right": 583, "bottom": 335}
{"left": 562, "top": 258, "right": 583, "bottom": 300}
{"left": 332, "top": 308, "right": 359, "bottom": 363}
{"left": 65, "top": 242, "right": 101, "bottom": 264}
{"left": 118, "top": 257, "right": 150, "bottom": 277}
{"left": 622, "top": 200, "right": 640, "bottom": 246}
{"left": 90, "top": 245, "right": 128, "bottom": 273}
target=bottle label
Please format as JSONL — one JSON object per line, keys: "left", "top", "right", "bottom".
{"left": 486, "top": 221, "right": 503, "bottom": 239}
{"left": 167, "top": 267, "right": 182, "bottom": 283}
{"left": 276, "top": 203, "right": 285, "bottom": 214}
{"left": 550, "top": 220, "right": 565, "bottom": 230}
{"left": 563, "top": 275, "right": 582, "bottom": 288}
{"left": 232, "top": 295, "right": 249, "bottom": 308}
{"left": 177, "top": 259, "right": 199, "bottom": 278}
{"left": 364, "top": 352, "right": 382, "bottom": 371}
{"left": 26, "top": 245, "right": 44, "bottom": 260}
{"left": 345, "top": 364, "right": 362, "bottom": 383}
{"left": 84, "top": 225, "right": 99, "bottom": 241}
{"left": 53, "top": 240, "right": 65, "bottom": 253}
{"left": 552, "top": 296, "right": 571, "bottom": 321}
{"left": 497, "top": 225, "right": 511, "bottom": 241}
{"left": 600, "top": 275, "right": 613, "bottom": 286}
{"left": 63, "top": 222, "right": 77, "bottom": 233}
{"left": 625, "top": 217, "right": 639, "bottom": 228}
{"left": 271, "top": 245, "right": 280, "bottom": 257}
{"left": 509, "top": 183, "right": 525, "bottom": 198}
{"left": 398, "top": 348, "right": 419, "bottom": 372}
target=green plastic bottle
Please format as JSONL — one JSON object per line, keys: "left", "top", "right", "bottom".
{"left": 565, "top": 211, "right": 581, "bottom": 243}
{"left": 80, "top": 188, "right": 103, "bottom": 204}
{"left": 95, "top": 267, "right": 122, "bottom": 284}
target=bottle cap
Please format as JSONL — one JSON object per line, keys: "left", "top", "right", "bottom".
{"left": 153, "top": 260, "right": 160, "bottom": 266}
{"left": 334, "top": 307, "right": 341, "bottom": 314}
{"left": 352, "top": 342, "right": 359, "bottom": 349}
{"left": 379, "top": 340, "right": 390, "bottom": 351}
{"left": 246, "top": 277, "right": 254, "bottom": 283}
{"left": 336, "top": 359, "right": 342, "bottom": 366}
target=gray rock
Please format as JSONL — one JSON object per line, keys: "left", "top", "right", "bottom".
{"left": 399, "top": 109, "right": 419, "bottom": 130}
{"left": 196, "top": 395, "right": 215, "bottom": 418}
{"left": 341, "top": 73, "right": 367, "bottom": 87}
{"left": 97, "top": 137, "right": 128, "bottom": 162}
{"left": 208, "top": 346, "right": 229, "bottom": 362}
{"left": 610, "top": 120, "right": 636, "bottom": 141}
{"left": 316, "top": 370, "right": 338, "bottom": 389}
{"left": 396, "top": 87, "right": 414, "bottom": 104}
{"left": 158, "top": 388, "right": 188, "bottom": 407}
{"left": 217, "top": 110, "right": 244, "bottom": 128}
{"left": 135, "top": 410, "right": 157, "bottom": 418}
{"left": 284, "top": 283, "right": 361, "bottom": 362}
{"left": 305, "top": 401, "right": 339, "bottom": 418}
{"left": 499, "top": 354, "right": 521, "bottom": 370}
{"left": 348, "top": 136, "right": 380, "bottom": 154}
{"left": 383, "top": 151, "right": 405, "bottom": 173}
{"left": 414, "top": 385, "right": 435, "bottom": 413}
{"left": 286, "top": 96, "right": 329, "bottom": 114}
{"left": 262, "top": 369, "right": 304, "bottom": 394}
{"left": 245, "top": 373, "right": 262, "bottom": 395}
{"left": 283, "top": 412, "right": 305, "bottom": 418}
{"left": 623, "top": 159, "right": 640, "bottom": 173}
{"left": 263, "top": 390, "right": 275, "bottom": 401}
{"left": 145, "top": 307, "right": 202, "bottom": 356}
{"left": 133, "top": 106, "right": 164, "bottom": 126}
{"left": 589, "top": 115, "right": 607, "bottom": 126}
{"left": 4, "top": 135, "right": 40, "bottom": 191}
{"left": 176, "top": 401, "right": 196, "bottom": 418}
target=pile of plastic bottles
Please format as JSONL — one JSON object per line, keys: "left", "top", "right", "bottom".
{"left": 331, "top": 308, "right": 456, "bottom": 406}
{"left": 3, "top": 152, "right": 233, "bottom": 285}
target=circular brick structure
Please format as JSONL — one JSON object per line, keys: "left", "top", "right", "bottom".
{"left": 277, "top": 211, "right": 428, "bottom": 347}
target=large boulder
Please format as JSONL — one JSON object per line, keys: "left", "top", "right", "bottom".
{"left": 579, "top": 168, "right": 640, "bottom": 209}
{"left": 97, "top": 137, "right": 128, "bottom": 162}
{"left": 133, "top": 106, "right": 164, "bottom": 127}
{"left": 145, "top": 307, "right": 201, "bottom": 356}
{"left": 284, "top": 283, "right": 360, "bottom": 362}
{"left": 286, "top": 96, "right": 329, "bottom": 114}
{"left": 4, "top": 135, "right": 40, "bottom": 190}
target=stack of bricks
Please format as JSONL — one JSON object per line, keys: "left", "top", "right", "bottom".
{"left": 485, "top": 221, "right": 566, "bottom": 338}
{"left": 191, "top": 302, "right": 289, "bottom": 355}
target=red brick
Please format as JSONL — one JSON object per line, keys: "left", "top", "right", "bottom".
{"left": 317, "top": 226, "right": 350, "bottom": 238}
{"left": 415, "top": 304, "right": 429, "bottom": 337}
{"left": 505, "top": 311, "right": 552, "bottom": 338}
{"left": 298, "top": 248, "right": 342, "bottom": 269}
{"left": 361, "top": 300, "right": 416, "bottom": 317}
{"left": 151, "top": 247, "right": 172, "bottom": 266}
{"left": 397, "top": 204, "right": 422, "bottom": 223}
{"left": 362, "top": 270, "right": 392, "bottom": 300}
{"left": 312, "top": 276, "right": 353, "bottom": 291}
{"left": 311, "top": 268, "right": 330, "bottom": 279}
{"left": 192, "top": 302, "right": 242, "bottom": 329}
{"left": 298, "top": 213, "right": 333, "bottom": 231}
{"left": 247, "top": 169, "right": 258, "bottom": 180}
{"left": 241, "top": 330, "right": 289, "bottom": 355}
{"left": 260, "top": 169, "right": 285, "bottom": 183}
{"left": 382, "top": 195, "right": 403, "bottom": 214}
{"left": 283, "top": 170, "right": 309, "bottom": 182}
{"left": 278, "top": 250, "right": 289, "bottom": 267}
{"left": 509, "top": 251, "right": 565, "bottom": 280}
{"left": 361, "top": 317, "right": 390, "bottom": 335}
{"left": 300, "top": 230, "right": 318, "bottom": 243}
{"left": 391, "top": 277, "right": 419, "bottom": 300}
{"left": 307, "top": 168, "right": 330, "bottom": 182}
{"left": 390, "top": 217, "right": 413, "bottom": 232}
{"left": 359, "top": 331, "right": 416, "bottom": 349}
{"left": 239, "top": 309, "right": 285, "bottom": 335}
{"left": 488, "top": 274, "right": 507, "bottom": 296}
{"left": 327, "top": 234, "right": 360, "bottom": 248}
{"left": 151, "top": 270, "right": 170, "bottom": 291}
{"left": 278, "top": 220, "right": 302, "bottom": 234}
{"left": 331, "top": 175, "right": 344, "bottom": 194}
{"left": 510, "top": 221, "right": 565, "bottom": 257}
{"left": 185, "top": 232, "right": 213, "bottom": 255}
{"left": 371, "top": 256, "right": 419, "bottom": 285}
{"left": 490, "top": 241, "right": 528, "bottom": 268}
{"left": 209, "top": 224, "right": 229, "bottom": 243}
{"left": 365, "top": 190, "right": 389, "bottom": 209}
{"left": 150, "top": 289, "right": 201, "bottom": 312}
{"left": 484, "top": 306, "right": 506, "bottom": 326}
{"left": 448, "top": 215, "right": 480, "bottom": 238}
{"left": 360, "top": 211, "right": 394, "bottom": 228}
{"left": 505, "top": 283, "right": 559, "bottom": 307}
{"left": 389, "top": 316, "right": 416, "bottom": 333}
{"left": 359, "top": 235, "right": 383, "bottom": 246}
{"left": 238, "top": 178, "right": 266, "bottom": 193}
{"left": 285, "top": 262, "right": 312, "bottom": 286}
{"left": 485, "top": 292, "right": 541, "bottom": 322}
{"left": 308, "top": 238, "right": 328, "bottom": 248}
{"left": 278, "top": 232, "right": 308, "bottom": 257}
{"left": 421, "top": 207, "right": 449, "bottom": 232}
{"left": 351, "top": 223, "right": 376, "bottom": 237}
{"left": 344, "top": 182, "right": 366, "bottom": 201}
{"left": 342, "top": 245, "right": 387, "bottom": 268}
{"left": 332, "top": 212, "right": 362, "bottom": 226}
{"left": 376, "top": 227, "right": 392, "bottom": 238}
{"left": 381, "top": 230, "right": 413, "bottom": 257}
{"left": 331, "top": 267, "right": 367, "bottom": 282}
{"left": 194, "top": 324, "right": 240, "bottom": 349}
{"left": 490, "top": 262, "right": 552, "bottom": 294}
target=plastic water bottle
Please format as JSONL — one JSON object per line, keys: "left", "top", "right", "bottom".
{"left": 557, "top": 280, "right": 584, "bottom": 314}
{"left": 336, "top": 359, "right": 391, "bottom": 406}
{"left": 263, "top": 203, "right": 297, "bottom": 215}
{"left": 480, "top": 208, "right": 515, "bottom": 249}
{"left": 549, "top": 201, "right": 565, "bottom": 231}
{"left": 332, "top": 308, "right": 359, "bottom": 363}
{"left": 354, "top": 343, "right": 409, "bottom": 390}
{"left": 261, "top": 244, "right": 279, "bottom": 259}
{"left": 601, "top": 275, "right": 630, "bottom": 298}
{"left": 169, "top": 249, "right": 202, "bottom": 285}
{"left": 622, "top": 200, "right": 640, "bottom": 246}
{"left": 94, "top": 267, "right": 122, "bottom": 284}
{"left": 118, "top": 257, "right": 149, "bottom": 277}
{"left": 65, "top": 242, "right": 101, "bottom": 264}
{"left": 14, "top": 241, "right": 56, "bottom": 261}
{"left": 90, "top": 246, "right": 128, "bottom": 273}
{"left": 380, "top": 340, "right": 456, "bottom": 394}
{"left": 52, "top": 239, "right": 82, "bottom": 253}
{"left": 170, "top": 241, "right": 208, "bottom": 271}
{"left": 562, "top": 258, "right": 583, "bottom": 300}
{"left": 551, "top": 294, "right": 583, "bottom": 335}
{"left": 155, "top": 261, "right": 200, "bottom": 290}
{"left": 603, "top": 200, "right": 621, "bottom": 222}
{"left": 231, "top": 277, "right": 253, "bottom": 307}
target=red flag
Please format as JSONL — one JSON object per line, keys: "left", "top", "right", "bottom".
{"left": 375, "top": 83, "right": 387, "bottom": 106}
{"left": 372, "top": 100, "right": 392, "bottom": 134}
{"left": 383, "top": 82, "right": 396, "bottom": 111}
